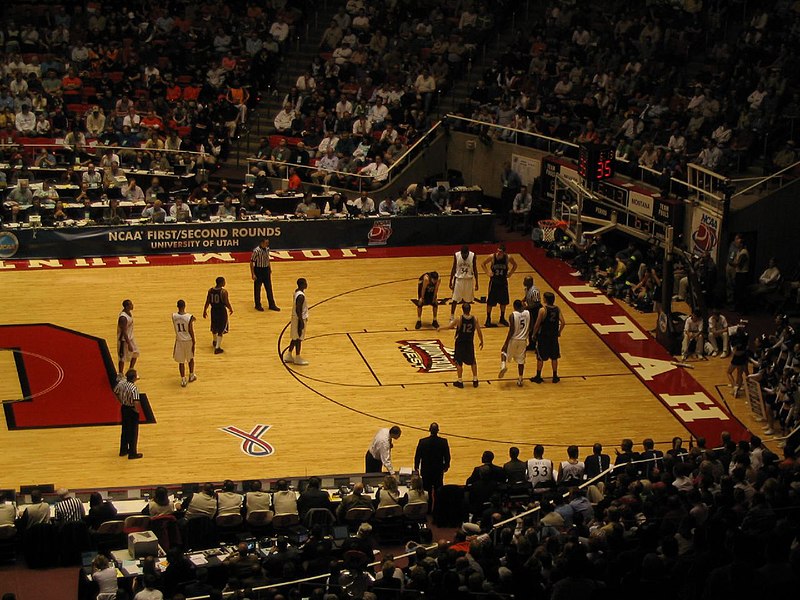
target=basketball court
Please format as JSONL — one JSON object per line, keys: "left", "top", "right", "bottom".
{"left": 0, "top": 242, "right": 752, "bottom": 491}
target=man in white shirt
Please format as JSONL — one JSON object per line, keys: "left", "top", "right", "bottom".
{"left": 122, "top": 108, "right": 141, "bottom": 131}
{"left": 216, "top": 480, "right": 243, "bottom": 516}
{"left": 378, "top": 197, "right": 395, "bottom": 214}
{"left": 707, "top": 309, "right": 729, "bottom": 358}
{"left": 379, "top": 123, "right": 398, "bottom": 147}
{"left": 310, "top": 148, "right": 339, "bottom": 184}
{"left": 85, "top": 106, "right": 106, "bottom": 137}
{"left": 273, "top": 104, "right": 296, "bottom": 135}
{"left": 368, "top": 97, "right": 389, "bottom": 128}
{"left": 122, "top": 178, "right": 145, "bottom": 203}
{"left": 681, "top": 310, "right": 704, "bottom": 361}
{"left": 509, "top": 185, "right": 532, "bottom": 232}
{"left": 15, "top": 104, "right": 36, "bottom": 134}
{"left": 366, "top": 426, "right": 402, "bottom": 474}
{"left": 170, "top": 198, "right": 192, "bottom": 222}
{"left": 359, "top": 155, "right": 388, "bottom": 189}
{"left": 414, "top": 69, "right": 436, "bottom": 112}
{"left": 317, "top": 131, "right": 339, "bottom": 155}
{"left": 269, "top": 16, "right": 290, "bottom": 44}
{"left": 271, "top": 479, "right": 298, "bottom": 515}
{"left": 335, "top": 96, "right": 353, "bottom": 120}
{"left": 352, "top": 114, "right": 372, "bottom": 137}
{"left": 348, "top": 190, "right": 375, "bottom": 215}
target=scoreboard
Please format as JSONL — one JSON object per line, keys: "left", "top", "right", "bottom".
{"left": 578, "top": 144, "right": 614, "bottom": 183}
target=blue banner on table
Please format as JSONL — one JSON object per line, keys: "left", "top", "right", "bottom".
{"left": 3, "top": 214, "right": 494, "bottom": 259}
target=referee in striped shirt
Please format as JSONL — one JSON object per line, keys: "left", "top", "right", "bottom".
{"left": 54, "top": 488, "right": 85, "bottom": 523}
{"left": 251, "top": 238, "right": 280, "bottom": 312}
{"left": 115, "top": 369, "right": 143, "bottom": 459}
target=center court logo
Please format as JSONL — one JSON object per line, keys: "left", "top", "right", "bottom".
{"left": 220, "top": 424, "right": 275, "bottom": 456}
{"left": 397, "top": 340, "right": 456, "bottom": 373}
{"left": 0, "top": 231, "right": 19, "bottom": 259}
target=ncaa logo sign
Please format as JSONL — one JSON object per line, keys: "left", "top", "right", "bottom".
{"left": 368, "top": 220, "right": 393, "bottom": 245}
{"left": 692, "top": 212, "right": 719, "bottom": 254}
{"left": 0, "top": 231, "right": 19, "bottom": 259}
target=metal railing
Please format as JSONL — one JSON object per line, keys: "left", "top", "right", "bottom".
{"left": 443, "top": 114, "right": 581, "bottom": 159}
{"left": 244, "top": 120, "right": 444, "bottom": 192}
{"left": 731, "top": 157, "right": 800, "bottom": 199}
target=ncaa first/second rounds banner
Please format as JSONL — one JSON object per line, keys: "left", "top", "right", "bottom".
{"left": 0, "top": 214, "right": 493, "bottom": 260}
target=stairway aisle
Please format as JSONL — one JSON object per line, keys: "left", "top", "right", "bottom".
{"left": 227, "top": 2, "right": 343, "bottom": 169}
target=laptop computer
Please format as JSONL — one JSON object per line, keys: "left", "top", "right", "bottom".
{"left": 305, "top": 207, "right": 321, "bottom": 218}
{"left": 81, "top": 551, "right": 98, "bottom": 568}
{"left": 332, "top": 524, "right": 349, "bottom": 547}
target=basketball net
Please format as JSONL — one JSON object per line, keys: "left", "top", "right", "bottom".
{"left": 537, "top": 219, "right": 568, "bottom": 243}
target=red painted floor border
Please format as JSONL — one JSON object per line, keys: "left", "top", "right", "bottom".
{"left": 0, "top": 324, "right": 155, "bottom": 429}
{"left": 512, "top": 242, "right": 750, "bottom": 444}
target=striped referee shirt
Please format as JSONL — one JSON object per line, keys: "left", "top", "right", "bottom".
{"left": 525, "top": 285, "right": 541, "bottom": 307}
{"left": 54, "top": 496, "right": 85, "bottom": 523}
{"left": 114, "top": 378, "right": 139, "bottom": 408}
{"left": 251, "top": 245, "right": 271, "bottom": 268}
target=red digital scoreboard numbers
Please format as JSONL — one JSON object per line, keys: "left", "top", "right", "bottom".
{"left": 578, "top": 144, "right": 614, "bottom": 182}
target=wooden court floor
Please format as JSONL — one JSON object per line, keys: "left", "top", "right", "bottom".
{"left": 0, "top": 245, "right": 746, "bottom": 491}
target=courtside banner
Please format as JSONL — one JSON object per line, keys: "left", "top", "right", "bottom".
{"left": 0, "top": 214, "right": 493, "bottom": 259}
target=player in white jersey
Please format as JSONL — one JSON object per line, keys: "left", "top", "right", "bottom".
{"left": 172, "top": 299, "right": 197, "bottom": 387}
{"left": 117, "top": 299, "right": 139, "bottom": 375}
{"left": 285, "top": 278, "right": 310, "bottom": 365}
{"left": 526, "top": 444, "right": 555, "bottom": 489}
{"left": 499, "top": 300, "right": 531, "bottom": 386}
{"left": 449, "top": 245, "right": 478, "bottom": 320}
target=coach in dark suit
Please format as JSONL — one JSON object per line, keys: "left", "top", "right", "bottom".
{"left": 297, "top": 476, "right": 333, "bottom": 519}
{"left": 466, "top": 451, "right": 507, "bottom": 485}
{"left": 414, "top": 422, "right": 451, "bottom": 495}
{"left": 584, "top": 442, "right": 611, "bottom": 481}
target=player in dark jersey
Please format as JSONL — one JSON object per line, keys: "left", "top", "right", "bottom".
{"left": 415, "top": 271, "right": 441, "bottom": 329}
{"left": 531, "top": 291, "right": 565, "bottom": 383}
{"left": 439, "top": 302, "right": 483, "bottom": 388}
{"left": 482, "top": 244, "right": 517, "bottom": 327}
{"left": 203, "top": 276, "right": 233, "bottom": 354}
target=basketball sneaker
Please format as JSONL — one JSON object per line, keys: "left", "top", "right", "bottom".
{"left": 530, "top": 375, "right": 543, "bottom": 384}
{"left": 517, "top": 378, "right": 523, "bottom": 387}
{"left": 181, "top": 377, "right": 187, "bottom": 387}
{"left": 294, "top": 356, "right": 309, "bottom": 365}
{"left": 485, "top": 319, "right": 496, "bottom": 327}
{"left": 472, "top": 380, "right": 479, "bottom": 387}
{"left": 415, "top": 320, "right": 422, "bottom": 330}
{"left": 453, "top": 381, "right": 464, "bottom": 388}
{"left": 499, "top": 317, "right": 509, "bottom": 326}
{"left": 188, "top": 373, "right": 197, "bottom": 383}
{"left": 283, "top": 351, "right": 294, "bottom": 364}
{"left": 432, "top": 320, "right": 439, "bottom": 329}
{"left": 498, "top": 361, "right": 507, "bottom": 378}
{"left": 214, "top": 348, "right": 224, "bottom": 354}
{"left": 552, "top": 376, "right": 560, "bottom": 383}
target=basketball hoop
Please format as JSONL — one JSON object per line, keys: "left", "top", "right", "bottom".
{"left": 537, "top": 219, "right": 568, "bottom": 243}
